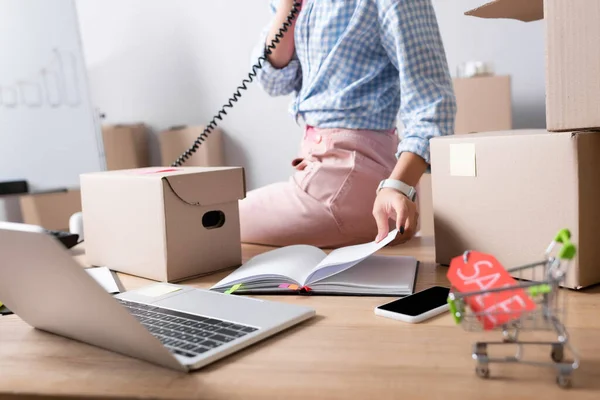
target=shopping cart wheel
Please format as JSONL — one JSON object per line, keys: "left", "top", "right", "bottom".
{"left": 476, "top": 365, "right": 490, "bottom": 379}
{"left": 556, "top": 374, "right": 572, "bottom": 389}
{"left": 474, "top": 343, "right": 488, "bottom": 356}
{"left": 502, "top": 324, "right": 519, "bottom": 342}
{"left": 551, "top": 344, "right": 564, "bottom": 363}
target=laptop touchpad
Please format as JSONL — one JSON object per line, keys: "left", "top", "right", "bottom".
{"left": 154, "top": 289, "right": 287, "bottom": 328}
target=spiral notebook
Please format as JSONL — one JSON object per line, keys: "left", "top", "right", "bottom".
{"left": 211, "top": 229, "right": 419, "bottom": 296}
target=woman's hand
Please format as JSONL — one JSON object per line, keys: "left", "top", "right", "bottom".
{"left": 372, "top": 151, "right": 427, "bottom": 245}
{"left": 372, "top": 188, "right": 419, "bottom": 244}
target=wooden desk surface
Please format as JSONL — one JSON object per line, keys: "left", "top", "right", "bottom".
{"left": 1, "top": 237, "right": 600, "bottom": 400}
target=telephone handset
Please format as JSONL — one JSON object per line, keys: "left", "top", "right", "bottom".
{"left": 171, "top": 1, "right": 302, "bottom": 167}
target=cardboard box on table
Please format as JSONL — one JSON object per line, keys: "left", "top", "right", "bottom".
{"left": 430, "top": 130, "right": 600, "bottom": 289}
{"left": 159, "top": 126, "right": 225, "bottom": 167}
{"left": 80, "top": 166, "right": 246, "bottom": 282}
{"left": 19, "top": 190, "right": 82, "bottom": 231}
{"left": 102, "top": 123, "right": 150, "bottom": 170}
{"left": 466, "top": 0, "right": 600, "bottom": 132}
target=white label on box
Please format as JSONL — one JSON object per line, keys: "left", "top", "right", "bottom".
{"left": 450, "top": 143, "right": 476, "bottom": 177}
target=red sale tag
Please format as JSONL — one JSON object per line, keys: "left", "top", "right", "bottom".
{"left": 447, "top": 251, "right": 537, "bottom": 330}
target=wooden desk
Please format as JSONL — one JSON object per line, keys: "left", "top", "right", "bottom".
{"left": 1, "top": 237, "right": 599, "bottom": 400}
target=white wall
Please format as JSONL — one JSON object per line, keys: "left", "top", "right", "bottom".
{"left": 75, "top": 0, "right": 546, "bottom": 191}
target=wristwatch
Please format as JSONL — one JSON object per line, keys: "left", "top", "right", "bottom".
{"left": 376, "top": 179, "right": 417, "bottom": 202}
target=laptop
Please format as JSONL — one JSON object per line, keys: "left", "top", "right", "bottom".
{"left": 0, "top": 228, "right": 316, "bottom": 372}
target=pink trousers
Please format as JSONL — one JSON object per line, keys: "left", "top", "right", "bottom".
{"left": 239, "top": 126, "right": 399, "bottom": 248}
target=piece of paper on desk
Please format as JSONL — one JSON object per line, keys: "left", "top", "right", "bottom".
{"left": 85, "top": 267, "right": 124, "bottom": 294}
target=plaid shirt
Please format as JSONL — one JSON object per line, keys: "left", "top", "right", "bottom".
{"left": 253, "top": 0, "right": 456, "bottom": 163}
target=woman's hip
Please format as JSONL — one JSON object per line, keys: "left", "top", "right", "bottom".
{"left": 291, "top": 126, "right": 399, "bottom": 236}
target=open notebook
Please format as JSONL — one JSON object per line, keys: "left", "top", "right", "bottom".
{"left": 211, "top": 229, "right": 419, "bottom": 296}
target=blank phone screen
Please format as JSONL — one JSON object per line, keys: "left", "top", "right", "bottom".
{"left": 377, "top": 286, "right": 450, "bottom": 316}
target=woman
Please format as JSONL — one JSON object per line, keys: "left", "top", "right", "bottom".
{"left": 239, "top": 0, "right": 456, "bottom": 248}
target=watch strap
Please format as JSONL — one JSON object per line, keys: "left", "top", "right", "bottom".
{"left": 377, "top": 179, "right": 416, "bottom": 201}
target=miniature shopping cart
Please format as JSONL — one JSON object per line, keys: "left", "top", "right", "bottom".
{"left": 446, "top": 229, "right": 579, "bottom": 389}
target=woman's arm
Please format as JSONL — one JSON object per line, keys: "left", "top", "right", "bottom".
{"left": 373, "top": 0, "right": 456, "bottom": 243}
{"left": 250, "top": 0, "right": 303, "bottom": 96}
{"left": 373, "top": 152, "right": 428, "bottom": 242}
{"left": 265, "top": 0, "right": 302, "bottom": 69}
{"left": 388, "top": 152, "right": 429, "bottom": 188}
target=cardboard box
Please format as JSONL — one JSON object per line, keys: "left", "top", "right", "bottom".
{"left": 416, "top": 76, "right": 511, "bottom": 237}
{"left": 416, "top": 173, "right": 434, "bottom": 237}
{"left": 19, "top": 190, "right": 82, "bottom": 231}
{"left": 430, "top": 130, "right": 600, "bottom": 289}
{"left": 453, "top": 76, "right": 512, "bottom": 134}
{"left": 465, "top": 0, "right": 600, "bottom": 132}
{"left": 159, "top": 126, "right": 224, "bottom": 167}
{"left": 80, "top": 167, "right": 246, "bottom": 282}
{"left": 102, "top": 123, "right": 150, "bottom": 170}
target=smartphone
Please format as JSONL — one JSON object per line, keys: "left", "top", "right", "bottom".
{"left": 374, "top": 286, "right": 450, "bottom": 323}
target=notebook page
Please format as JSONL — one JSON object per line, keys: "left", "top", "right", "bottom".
{"left": 312, "top": 255, "right": 418, "bottom": 293}
{"left": 305, "top": 229, "right": 398, "bottom": 284}
{"left": 211, "top": 245, "right": 327, "bottom": 290}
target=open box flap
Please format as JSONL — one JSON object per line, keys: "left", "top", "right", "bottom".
{"left": 465, "top": 0, "right": 543, "bottom": 22}
{"left": 162, "top": 167, "right": 246, "bottom": 207}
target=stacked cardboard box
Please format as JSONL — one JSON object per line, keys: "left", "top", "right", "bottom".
{"left": 417, "top": 75, "right": 512, "bottom": 237}
{"left": 19, "top": 189, "right": 82, "bottom": 231}
{"left": 158, "top": 126, "right": 225, "bottom": 167}
{"left": 464, "top": 0, "right": 600, "bottom": 132}
{"left": 430, "top": 0, "right": 600, "bottom": 289}
{"left": 102, "top": 123, "right": 150, "bottom": 171}
{"left": 454, "top": 75, "right": 512, "bottom": 134}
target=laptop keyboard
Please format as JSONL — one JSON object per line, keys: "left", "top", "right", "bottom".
{"left": 117, "top": 299, "right": 259, "bottom": 358}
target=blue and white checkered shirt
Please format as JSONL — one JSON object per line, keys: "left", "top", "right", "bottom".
{"left": 253, "top": 0, "right": 456, "bottom": 163}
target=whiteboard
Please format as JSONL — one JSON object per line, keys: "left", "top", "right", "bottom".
{"left": 0, "top": 0, "right": 105, "bottom": 191}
